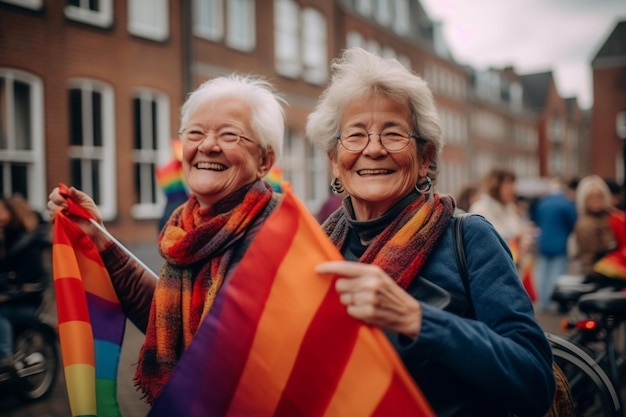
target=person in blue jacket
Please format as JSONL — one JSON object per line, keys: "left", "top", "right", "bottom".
{"left": 307, "top": 47, "right": 555, "bottom": 417}
{"left": 531, "top": 177, "right": 578, "bottom": 311}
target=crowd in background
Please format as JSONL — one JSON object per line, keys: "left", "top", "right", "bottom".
{"left": 456, "top": 168, "right": 626, "bottom": 313}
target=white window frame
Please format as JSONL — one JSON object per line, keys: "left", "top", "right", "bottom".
{"left": 280, "top": 129, "right": 327, "bottom": 213}
{"left": 301, "top": 7, "right": 327, "bottom": 85}
{"left": 226, "top": 0, "right": 255, "bottom": 51}
{"left": 0, "top": 69, "right": 45, "bottom": 212}
{"left": 1, "top": 0, "right": 42, "bottom": 9}
{"left": 274, "top": 0, "right": 300, "bottom": 78}
{"left": 131, "top": 89, "right": 171, "bottom": 219}
{"left": 67, "top": 78, "right": 116, "bottom": 221}
{"left": 65, "top": 0, "right": 113, "bottom": 28}
{"left": 128, "top": 0, "right": 169, "bottom": 41}
{"left": 193, "top": 0, "right": 224, "bottom": 41}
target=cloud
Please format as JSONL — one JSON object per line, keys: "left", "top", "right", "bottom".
{"left": 421, "top": 0, "right": 626, "bottom": 109}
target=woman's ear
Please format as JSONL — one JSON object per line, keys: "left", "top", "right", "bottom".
{"left": 256, "top": 149, "right": 276, "bottom": 179}
{"left": 419, "top": 142, "right": 435, "bottom": 177}
{"left": 328, "top": 151, "right": 340, "bottom": 178}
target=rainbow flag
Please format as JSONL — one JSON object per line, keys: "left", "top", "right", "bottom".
{"left": 155, "top": 158, "right": 188, "bottom": 201}
{"left": 264, "top": 165, "right": 284, "bottom": 192}
{"left": 52, "top": 184, "right": 125, "bottom": 417}
{"left": 594, "top": 211, "right": 626, "bottom": 279}
{"left": 149, "top": 184, "right": 434, "bottom": 417}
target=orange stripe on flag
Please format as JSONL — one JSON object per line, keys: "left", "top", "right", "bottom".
{"left": 226, "top": 209, "right": 337, "bottom": 416}
{"left": 53, "top": 244, "right": 81, "bottom": 281}
{"left": 322, "top": 327, "right": 393, "bottom": 417}
{"left": 58, "top": 321, "right": 95, "bottom": 366}
{"left": 75, "top": 248, "right": 119, "bottom": 304}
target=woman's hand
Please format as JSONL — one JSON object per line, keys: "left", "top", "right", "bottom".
{"left": 47, "top": 186, "right": 110, "bottom": 250}
{"left": 316, "top": 261, "right": 422, "bottom": 340}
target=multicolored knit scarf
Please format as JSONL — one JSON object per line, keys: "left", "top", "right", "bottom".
{"left": 323, "top": 193, "right": 455, "bottom": 289}
{"left": 134, "top": 180, "right": 274, "bottom": 404}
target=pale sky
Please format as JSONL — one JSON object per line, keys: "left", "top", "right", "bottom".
{"left": 420, "top": 0, "right": 626, "bottom": 110}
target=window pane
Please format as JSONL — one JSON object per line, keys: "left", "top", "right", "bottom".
{"left": 274, "top": 0, "right": 300, "bottom": 77}
{"left": 133, "top": 98, "right": 141, "bottom": 150}
{"left": 68, "top": 0, "right": 80, "bottom": 7}
{"left": 92, "top": 90, "right": 102, "bottom": 147}
{"left": 10, "top": 163, "right": 28, "bottom": 198}
{"left": 70, "top": 158, "right": 82, "bottom": 190}
{"left": 151, "top": 100, "right": 157, "bottom": 150}
{"left": 195, "top": 0, "right": 223, "bottom": 40}
{"left": 0, "top": 79, "right": 6, "bottom": 150}
{"left": 69, "top": 89, "right": 83, "bottom": 146}
{"left": 14, "top": 80, "right": 32, "bottom": 150}
{"left": 90, "top": 0, "right": 99, "bottom": 11}
{"left": 227, "top": 0, "right": 255, "bottom": 50}
{"left": 134, "top": 162, "right": 141, "bottom": 203}
{"left": 91, "top": 159, "right": 101, "bottom": 204}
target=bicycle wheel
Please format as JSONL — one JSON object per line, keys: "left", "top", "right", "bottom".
{"left": 547, "top": 333, "right": 621, "bottom": 417}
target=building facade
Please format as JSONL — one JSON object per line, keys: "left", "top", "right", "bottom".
{"left": 1, "top": 0, "right": 591, "bottom": 244}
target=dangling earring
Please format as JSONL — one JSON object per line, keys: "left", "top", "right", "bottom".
{"left": 330, "top": 177, "right": 344, "bottom": 194}
{"left": 415, "top": 176, "right": 433, "bottom": 194}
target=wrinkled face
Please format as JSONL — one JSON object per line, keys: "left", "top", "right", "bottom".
{"left": 330, "top": 94, "right": 432, "bottom": 220}
{"left": 181, "top": 97, "right": 274, "bottom": 208}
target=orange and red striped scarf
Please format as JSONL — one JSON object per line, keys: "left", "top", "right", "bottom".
{"left": 323, "top": 192, "right": 455, "bottom": 289}
{"left": 134, "top": 180, "right": 275, "bottom": 404}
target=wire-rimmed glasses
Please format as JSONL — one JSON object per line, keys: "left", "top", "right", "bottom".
{"left": 179, "top": 127, "right": 256, "bottom": 148}
{"left": 336, "top": 127, "right": 420, "bottom": 152}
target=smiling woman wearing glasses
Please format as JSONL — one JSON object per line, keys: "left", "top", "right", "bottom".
{"left": 307, "top": 47, "right": 556, "bottom": 417}
{"left": 47, "top": 74, "right": 286, "bottom": 405}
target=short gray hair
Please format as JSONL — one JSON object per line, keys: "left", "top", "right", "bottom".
{"left": 305, "top": 47, "right": 443, "bottom": 185}
{"left": 180, "top": 73, "right": 286, "bottom": 161}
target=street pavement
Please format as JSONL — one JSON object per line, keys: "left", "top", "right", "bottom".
{"left": 0, "top": 241, "right": 570, "bottom": 417}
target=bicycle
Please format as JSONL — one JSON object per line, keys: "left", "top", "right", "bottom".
{"left": 549, "top": 290, "right": 626, "bottom": 417}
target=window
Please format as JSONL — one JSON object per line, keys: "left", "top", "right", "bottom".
{"left": 393, "top": 0, "right": 410, "bottom": 35}
{"left": 355, "top": 0, "right": 373, "bottom": 17}
{"left": 375, "top": 0, "right": 392, "bottom": 27}
{"left": 67, "top": 79, "right": 116, "bottom": 220}
{"left": 274, "top": 0, "right": 299, "bottom": 77}
{"left": 301, "top": 8, "right": 327, "bottom": 84}
{"left": 65, "top": 0, "right": 113, "bottom": 28}
{"left": 131, "top": 89, "right": 171, "bottom": 219}
{"left": 128, "top": 0, "right": 169, "bottom": 41}
{"left": 280, "top": 129, "right": 327, "bottom": 213}
{"left": 0, "top": 0, "right": 42, "bottom": 9}
{"left": 0, "top": 69, "right": 45, "bottom": 211}
{"left": 226, "top": 0, "right": 255, "bottom": 51}
{"left": 275, "top": 1, "right": 328, "bottom": 85}
{"left": 194, "top": 0, "right": 223, "bottom": 40}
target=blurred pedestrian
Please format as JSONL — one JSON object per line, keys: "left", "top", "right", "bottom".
{"left": 531, "top": 177, "right": 577, "bottom": 312}
{"left": 455, "top": 183, "right": 478, "bottom": 214}
{"left": 0, "top": 195, "right": 51, "bottom": 372}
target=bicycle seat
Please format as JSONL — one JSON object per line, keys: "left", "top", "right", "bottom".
{"left": 578, "top": 291, "right": 626, "bottom": 318}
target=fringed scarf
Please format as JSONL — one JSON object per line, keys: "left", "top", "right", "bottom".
{"left": 134, "top": 180, "right": 274, "bottom": 404}
{"left": 323, "top": 192, "right": 455, "bottom": 289}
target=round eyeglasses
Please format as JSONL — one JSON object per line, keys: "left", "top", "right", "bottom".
{"left": 179, "top": 127, "right": 255, "bottom": 148}
{"left": 336, "top": 127, "right": 420, "bottom": 152}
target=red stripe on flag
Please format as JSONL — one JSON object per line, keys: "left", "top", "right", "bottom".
{"left": 272, "top": 285, "right": 360, "bottom": 416}
{"left": 55, "top": 277, "right": 90, "bottom": 323}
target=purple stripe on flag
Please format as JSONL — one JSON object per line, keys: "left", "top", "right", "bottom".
{"left": 87, "top": 292, "right": 125, "bottom": 344}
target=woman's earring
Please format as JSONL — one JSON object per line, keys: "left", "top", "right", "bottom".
{"left": 330, "top": 178, "right": 344, "bottom": 194}
{"left": 415, "top": 176, "right": 433, "bottom": 194}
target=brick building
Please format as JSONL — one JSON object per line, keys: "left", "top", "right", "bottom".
{"left": 1, "top": 0, "right": 591, "bottom": 244}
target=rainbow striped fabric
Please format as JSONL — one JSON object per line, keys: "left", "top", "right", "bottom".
{"left": 264, "top": 165, "right": 284, "bottom": 192}
{"left": 148, "top": 184, "right": 434, "bottom": 417}
{"left": 594, "top": 211, "right": 626, "bottom": 279}
{"left": 155, "top": 158, "right": 188, "bottom": 201}
{"left": 52, "top": 184, "right": 125, "bottom": 417}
